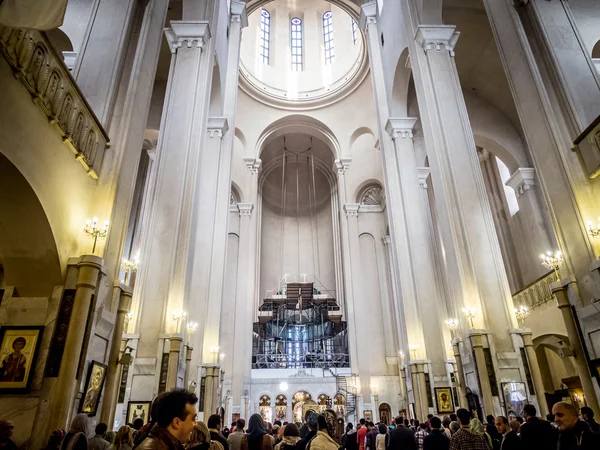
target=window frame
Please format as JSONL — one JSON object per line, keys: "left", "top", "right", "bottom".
{"left": 259, "top": 9, "right": 270, "bottom": 64}
{"left": 351, "top": 19, "right": 358, "bottom": 46}
{"left": 323, "top": 11, "right": 335, "bottom": 64}
{"left": 290, "top": 16, "right": 303, "bottom": 71}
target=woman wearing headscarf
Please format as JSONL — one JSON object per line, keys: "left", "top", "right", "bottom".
{"left": 469, "top": 418, "right": 492, "bottom": 450}
{"left": 307, "top": 416, "right": 338, "bottom": 450}
{"left": 188, "top": 422, "right": 223, "bottom": 450}
{"left": 274, "top": 423, "right": 300, "bottom": 450}
{"left": 44, "top": 429, "right": 66, "bottom": 450}
{"left": 296, "top": 412, "right": 318, "bottom": 450}
{"left": 246, "top": 414, "right": 272, "bottom": 450}
{"left": 61, "top": 414, "right": 91, "bottom": 450}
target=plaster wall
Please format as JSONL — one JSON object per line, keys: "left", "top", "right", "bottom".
{"left": 567, "top": 0, "right": 600, "bottom": 57}
{"left": 59, "top": 0, "right": 96, "bottom": 54}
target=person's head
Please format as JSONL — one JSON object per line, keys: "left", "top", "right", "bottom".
{"left": 0, "top": 421, "right": 14, "bottom": 440}
{"left": 154, "top": 388, "right": 198, "bottom": 443}
{"left": 132, "top": 419, "right": 144, "bottom": 431}
{"left": 232, "top": 421, "right": 237, "bottom": 428}
{"left": 413, "top": 420, "right": 420, "bottom": 428}
{"left": 486, "top": 415, "right": 495, "bottom": 425}
{"left": 346, "top": 422, "right": 354, "bottom": 431}
{"left": 515, "top": 416, "right": 523, "bottom": 425}
{"left": 105, "top": 431, "right": 116, "bottom": 445}
{"left": 546, "top": 414, "right": 554, "bottom": 423}
{"left": 470, "top": 418, "right": 484, "bottom": 435}
{"left": 317, "top": 415, "right": 328, "bottom": 432}
{"left": 523, "top": 404, "right": 536, "bottom": 420}
{"left": 70, "top": 414, "right": 91, "bottom": 436}
{"left": 95, "top": 423, "right": 108, "bottom": 436}
{"left": 419, "top": 423, "right": 427, "bottom": 430}
{"left": 509, "top": 420, "right": 520, "bottom": 434}
{"left": 307, "top": 411, "right": 319, "bottom": 431}
{"left": 552, "top": 402, "right": 580, "bottom": 432}
{"left": 115, "top": 426, "right": 133, "bottom": 447}
{"left": 284, "top": 423, "right": 300, "bottom": 437}
{"left": 427, "top": 414, "right": 433, "bottom": 421}
{"left": 449, "top": 414, "right": 457, "bottom": 422}
{"left": 207, "top": 414, "right": 221, "bottom": 430}
{"left": 248, "top": 413, "right": 267, "bottom": 435}
{"left": 581, "top": 406, "right": 594, "bottom": 422}
{"left": 394, "top": 417, "right": 402, "bottom": 426}
{"left": 45, "top": 429, "right": 66, "bottom": 450}
{"left": 442, "top": 416, "right": 451, "bottom": 428}
{"left": 378, "top": 424, "right": 387, "bottom": 434}
{"left": 11, "top": 337, "right": 25, "bottom": 353}
{"left": 359, "top": 418, "right": 366, "bottom": 426}
{"left": 403, "top": 419, "right": 409, "bottom": 427}
{"left": 366, "top": 421, "right": 373, "bottom": 429}
{"left": 283, "top": 422, "right": 288, "bottom": 426}
{"left": 456, "top": 409, "right": 471, "bottom": 426}
{"left": 449, "top": 422, "right": 460, "bottom": 434}
{"left": 236, "top": 418, "right": 245, "bottom": 431}
{"left": 189, "top": 422, "right": 211, "bottom": 446}
{"left": 494, "top": 416, "right": 509, "bottom": 434}
{"left": 430, "top": 417, "right": 441, "bottom": 430}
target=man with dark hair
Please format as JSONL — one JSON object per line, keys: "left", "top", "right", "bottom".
{"left": 423, "top": 417, "right": 449, "bottom": 450}
{"left": 88, "top": 423, "right": 110, "bottom": 450}
{"left": 493, "top": 416, "right": 520, "bottom": 450}
{"left": 299, "top": 410, "right": 313, "bottom": 439}
{"left": 449, "top": 409, "right": 488, "bottom": 450}
{"left": 386, "top": 416, "right": 416, "bottom": 450}
{"left": 137, "top": 388, "right": 198, "bottom": 450}
{"left": 519, "top": 403, "right": 556, "bottom": 450}
{"left": 581, "top": 406, "right": 600, "bottom": 433}
{"left": 342, "top": 422, "right": 358, "bottom": 450}
{"left": 357, "top": 418, "right": 368, "bottom": 450}
{"left": 552, "top": 402, "right": 600, "bottom": 450}
{"left": 208, "top": 414, "right": 229, "bottom": 450}
{"left": 0, "top": 421, "right": 17, "bottom": 450}
{"left": 484, "top": 416, "right": 500, "bottom": 450}
{"left": 227, "top": 419, "right": 245, "bottom": 450}
{"left": 415, "top": 423, "right": 428, "bottom": 449}
{"left": 365, "top": 422, "right": 378, "bottom": 450}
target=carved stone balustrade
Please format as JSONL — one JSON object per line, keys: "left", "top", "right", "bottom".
{"left": 512, "top": 271, "right": 557, "bottom": 310}
{"left": 0, "top": 26, "right": 109, "bottom": 179}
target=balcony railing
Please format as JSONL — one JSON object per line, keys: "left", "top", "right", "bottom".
{"left": 512, "top": 271, "right": 557, "bottom": 310}
{"left": 0, "top": 27, "right": 109, "bottom": 179}
{"left": 252, "top": 353, "right": 350, "bottom": 370}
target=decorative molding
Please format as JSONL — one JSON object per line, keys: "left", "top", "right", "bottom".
{"left": 243, "top": 157, "right": 262, "bottom": 175}
{"left": 359, "top": 1, "right": 377, "bottom": 29}
{"left": 386, "top": 118, "right": 418, "bottom": 140}
{"left": 207, "top": 117, "right": 228, "bottom": 139}
{"left": 416, "top": 167, "right": 430, "bottom": 189}
{"left": 0, "top": 26, "right": 109, "bottom": 178}
{"left": 382, "top": 236, "right": 391, "bottom": 245}
{"left": 164, "top": 21, "right": 211, "bottom": 53}
{"left": 147, "top": 147, "right": 156, "bottom": 161}
{"left": 334, "top": 157, "right": 352, "bottom": 176}
{"left": 237, "top": 203, "right": 254, "bottom": 217}
{"left": 230, "top": 0, "right": 248, "bottom": 27}
{"left": 62, "top": 51, "right": 77, "bottom": 70}
{"left": 505, "top": 168, "right": 536, "bottom": 197}
{"left": 360, "top": 185, "right": 385, "bottom": 207}
{"left": 415, "top": 25, "right": 460, "bottom": 57}
{"left": 344, "top": 203, "right": 360, "bottom": 217}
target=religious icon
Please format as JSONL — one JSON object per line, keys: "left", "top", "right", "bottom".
{"left": 434, "top": 387, "right": 454, "bottom": 414}
{"left": 363, "top": 410, "right": 372, "bottom": 422}
{"left": 501, "top": 382, "right": 528, "bottom": 418}
{"left": 0, "top": 326, "right": 44, "bottom": 393}
{"left": 80, "top": 361, "right": 107, "bottom": 416}
{"left": 127, "top": 402, "right": 151, "bottom": 425}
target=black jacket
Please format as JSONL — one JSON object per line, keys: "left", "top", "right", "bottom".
{"left": 211, "top": 431, "right": 230, "bottom": 450}
{"left": 423, "top": 429, "right": 449, "bottom": 450}
{"left": 297, "top": 429, "right": 317, "bottom": 450}
{"left": 499, "top": 432, "right": 520, "bottom": 450}
{"left": 557, "top": 421, "right": 600, "bottom": 450}
{"left": 386, "top": 425, "right": 416, "bottom": 450}
{"left": 343, "top": 430, "right": 359, "bottom": 450}
{"left": 519, "top": 417, "right": 556, "bottom": 450}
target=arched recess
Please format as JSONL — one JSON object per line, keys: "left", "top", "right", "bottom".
{"left": 390, "top": 48, "right": 410, "bottom": 117}
{"left": 45, "top": 28, "right": 74, "bottom": 56}
{"left": 354, "top": 179, "right": 384, "bottom": 205}
{"left": 349, "top": 127, "right": 376, "bottom": 151}
{"left": 209, "top": 64, "right": 223, "bottom": 116}
{"left": 0, "top": 153, "right": 62, "bottom": 296}
{"left": 533, "top": 333, "right": 578, "bottom": 393}
{"left": 593, "top": 40, "right": 600, "bottom": 58}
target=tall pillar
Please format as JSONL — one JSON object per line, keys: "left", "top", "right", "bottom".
{"left": 166, "top": 336, "right": 183, "bottom": 390}
{"left": 100, "top": 282, "right": 133, "bottom": 425}
{"left": 203, "top": 365, "right": 216, "bottom": 417}
{"left": 400, "top": 3, "right": 517, "bottom": 350}
{"left": 243, "top": 394, "right": 249, "bottom": 421}
{"left": 552, "top": 280, "right": 600, "bottom": 416}
{"left": 45, "top": 255, "right": 103, "bottom": 436}
{"left": 73, "top": 0, "right": 136, "bottom": 126}
{"left": 416, "top": 363, "right": 430, "bottom": 418}
{"left": 409, "top": 363, "right": 423, "bottom": 421}
{"left": 451, "top": 340, "right": 468, "bottom": 408}
{"left": 184, "top": 346, "right": 193, "bottom": 389}
{"left": 520, "top": 331, "right": 549, "bottom": 417}
{"left": 400, "top": 366, "right": 409, "bottom": 413}
{"left": 469, "top": 331, "right": 494, "bottom": 416}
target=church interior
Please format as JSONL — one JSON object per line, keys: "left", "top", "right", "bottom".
{"left": 0, "top": 0, "right": 600, "bottom": 447}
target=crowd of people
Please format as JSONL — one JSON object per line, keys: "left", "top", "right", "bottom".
{"left": 1, "top": 390, "right": 600, "bottom": 450}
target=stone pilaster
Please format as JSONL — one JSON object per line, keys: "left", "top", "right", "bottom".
{"left": 451, "top": 340, "right": 468, "bottom": 408}
{"left": 409, "top": 363, "right": 423, "bottom": 421}
{"left": 166, "top": 335, "right": 183, "bottom": 390}
{"left": 520, "top": 330, "right": 549, "bottom": 417}
{"left": 468, "top": 331, "right": 494, "bottom": 416}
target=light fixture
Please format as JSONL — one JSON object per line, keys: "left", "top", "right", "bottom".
{"left": 219, "top": 352, "right": 225, "bottom": 362}
{"left": 121, "top": 254, "right": 139, "bottom": 285}
{"left": 124, "top": 312, "right": 133, "bottom": 333}
{"left": 540, "top": 250, "right": 563, "bottom": 280}
{"left": 172, "top": 311, "right": 187, "bottom": 334}
{"left": 84, "top": 217, "right": 109, "bottom": 253}
{"left": 514, "top": 305, "right": 529, "bottom": 327}
{"left": 186, "top": 322, "right": 198, "bottom": 344}
{"left": 445, "top": 318, "right": 459, "bottom": 338}
{"left": 587, "top": 218, "right": 600, "bottom": 238}
{"left": 210, "top": 345, "right": 220, "bottom": 363}
{"left": 462, "top": 307, "right": 477, "bottom": 329}
{"left": 409, "top": 344, "right": 420, "bottom": 360}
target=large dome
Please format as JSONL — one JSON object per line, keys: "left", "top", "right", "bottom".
{"left": 239, "top": 0, "right": 368, "bottom": 110}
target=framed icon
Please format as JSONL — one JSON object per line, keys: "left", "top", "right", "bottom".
{"left": 434, "top": 387, "right": 454, "bottom": 414}
{"left": 127, "top": 401, "right": 151, "bottom": 425}
{"left": 501, "top": 381, "right": 528, "bottom": 418}
{"left": 80, "top": 360, "right": 108, "bottom": 416}
{"left": 363, "top": 410, "right": 373, "bottom": 422}
{"left": 0, "top": 326, "right": 44, "bottom": 393}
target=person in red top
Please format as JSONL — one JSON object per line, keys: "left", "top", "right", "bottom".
{"left": 356, "top": 419, "right": 367, "bottom": 450}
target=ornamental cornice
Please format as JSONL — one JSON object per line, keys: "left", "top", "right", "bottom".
{"left": 415, "top": 25, "right": 460, "bottom": 57}
{"left": 243, "top": 157, "right": 262, "bottom": 175}
{"left": 506, "top": 167, "right": 536, "bottom": 197}
{"left": 382, "top": 236, "right": 391, "bottom": 245}
{"left": 164, "top": 21, "right": 211, "bottom": 53}
{"left": 237, "top": 203, "right": 254, "bottom": 217}
{"left": 386, "top": 118, "right": 418, "bottom": 140}
{"left": 207, "top": 117, "right": 228, "bottom": 138}
{"left": 344, "top": 203, "right": 360, "bottom": 217}
{"left": 230, "top": 1, "right": 249, "bottom": 27}
{"left": 359, "top": 1, "right": 377, "bottom": 29}
{"left": 416, "top": 167, "right": 430, "bottom": 189}
{"left": 334, "top": 157, "right": 352, "bottom": 176}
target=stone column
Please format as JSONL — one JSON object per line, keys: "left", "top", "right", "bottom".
{"left": 400, "top": 367, "right": 409, "bottom": 413}
{"left": 243, "top": 394, "right": 249, "bottom": 421}
{"left": 184, "top": 346, "right": 193, "bottom": 389}
{"left": 551, "top": 279, "right": 600, "bottom": 416}
{"left": 203, "top": 365, "right": 216, "bottom": 417}
{"left": 372, "top": 393, "right": 379, "bottom": 423}
{"left": 45, "top": 255, "right": 103, "bottom": 435}
{"left": 520, "top": 331, "right": 549, "bottom": 417}
{"left": 400, "top": 5, "right": 517, "bottom": 350}
{"left": 451, "top": 340, "right": 468, "bottom": 408}
{"left": 100, "top": 282, "right": 133, "bottom": 425}
{"left": 469, "top": 331, "right": 494, "bottom": 416}
{"left": 416, "top": 363, "right": 430, "bottom": 418}
{"left": 382, "top": 236, "right": 406, "bottom": 356}
{"left": 73, "top": 0, "right": 137, "bottom": 126}
{"left": 166, "top": 336, "right": 183, "bottom": 390}
{"left": 409, "top": 363, "right": 423, "bottom": 421}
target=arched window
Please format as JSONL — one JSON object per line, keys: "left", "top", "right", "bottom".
{"left": 323, "top": 11, "right": 334, "bottom": 64}
{"left": 259, "top": 9, "right": 270, "bottom": 64}
{"left": 291, "top": 17, "right": 303, "bottom": 71}
{"left": 351, "top": 19, "right": 358, "bottom": 46}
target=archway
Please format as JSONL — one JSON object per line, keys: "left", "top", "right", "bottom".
{"left": 379, "top": 402, "right": 392, "bottom": 425}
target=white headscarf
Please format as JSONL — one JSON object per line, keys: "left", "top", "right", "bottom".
{"left": 69, "top": 413, "right": 91, "bottom": 436}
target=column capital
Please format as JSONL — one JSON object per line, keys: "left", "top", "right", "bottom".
{"left": 113, "top": 282, "right": 133, "bottom": 313}
{"left": 416, "top": 167, "right": 430, "bottom": 189}
{"left": 415, "top": 25, "right": 460, "bottom": 57}
{"left": 359, "top": 1, "right": 378, "bottom": 29}
{"left": 382, "top": 235, "right": 391, "bottom": 245}
{"left": 207, "top": 117, "right": 228, "bottom": 138}
{"left": 334, "top": 157, "right": 352, "bottom": 176}
{"left": 230, "top": 1, "right": 248, "bottom": 27}
{"left": 237, "top": 203, "right": 254, "bottom": 217}
{"left": 386, "top": 118, "right": 418, "bottom": 140}
{"left": 165, "top": 21, "right": 211, "bottom": 53}
{"left": 243, "top": 157, "right": 262, "bottom": 174}
{"left": 506, "top": 168, "right": 536, "bottom": 197}
{"left": 344, "top": 203, "right": 360, "bottom": 217}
